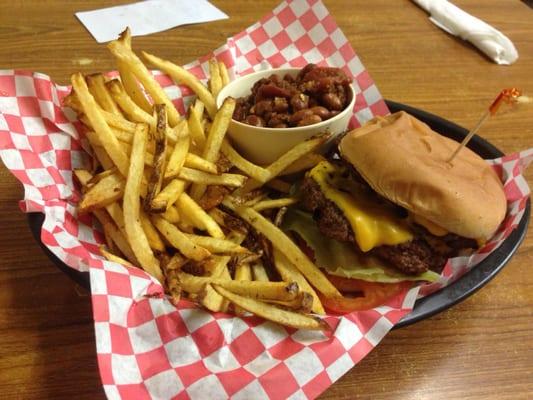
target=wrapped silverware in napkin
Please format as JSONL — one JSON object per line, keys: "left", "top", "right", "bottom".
{"left": 413, "top": 0, "right": 518, "bottom": 65}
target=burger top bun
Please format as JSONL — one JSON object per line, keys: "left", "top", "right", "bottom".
{"left": 339, "top": 111, "right": 507, "bottom": 239}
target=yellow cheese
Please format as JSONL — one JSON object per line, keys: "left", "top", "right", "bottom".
{"left": 411, "top": 213, "right": 448, "bottom": 237}
{"left": 308, "top": 161, "right": 413, "bottom": 252}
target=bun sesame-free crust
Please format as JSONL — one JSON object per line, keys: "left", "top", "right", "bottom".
{"left": 339, "top": 111, "right": 507, "bottom": 239}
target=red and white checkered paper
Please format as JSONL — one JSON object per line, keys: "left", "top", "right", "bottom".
{"left": 0, "top": 0, "right": 531, "bottom": 399}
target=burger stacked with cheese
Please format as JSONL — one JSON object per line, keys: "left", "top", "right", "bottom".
{"left": 284, "top": 111, "right": 507, "bottom": 311}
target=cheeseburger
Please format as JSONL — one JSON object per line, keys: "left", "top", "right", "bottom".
{"left": 292, "top": 111, "right": 507, "bottom": 284}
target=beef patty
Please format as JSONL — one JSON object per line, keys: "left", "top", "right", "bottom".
{"left": 299, "top": 177, "right": 476, "bottom": 275}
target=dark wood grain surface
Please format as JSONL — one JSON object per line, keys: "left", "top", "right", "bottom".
{"left": 0, "top": 1, "right": 532, "bottom": 399}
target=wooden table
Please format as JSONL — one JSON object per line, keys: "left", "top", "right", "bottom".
{"left": 0, "top": 1, "right": 532, "bottom": 399}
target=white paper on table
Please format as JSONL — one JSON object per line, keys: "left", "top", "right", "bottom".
{"left": 75, "top": 0, "right": 228, "bottom": 43}
{"left": 412, "top": 0, "right": 518, "bottom": 65}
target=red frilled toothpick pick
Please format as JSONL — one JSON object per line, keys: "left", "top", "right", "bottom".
{"left": 447, "top": 88, "right": 531, "bottom": 163}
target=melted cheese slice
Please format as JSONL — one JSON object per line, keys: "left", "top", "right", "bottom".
{"left": 308, "top": 161, "right": 413, "bottom": 252}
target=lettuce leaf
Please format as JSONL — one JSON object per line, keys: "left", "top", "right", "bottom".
{"left": 282, "top": 209, "right": 440, "bottom": 283}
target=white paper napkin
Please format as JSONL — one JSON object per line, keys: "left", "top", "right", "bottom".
{"left": 76, "top": 0, "right": 228, "bottom": 43}
{"left": 412, "top": 0, "right": 518, "bottom": 65}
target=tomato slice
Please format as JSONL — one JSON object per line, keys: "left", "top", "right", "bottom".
{"left": 319, "top": 274, "right": 408, "bottom": 314}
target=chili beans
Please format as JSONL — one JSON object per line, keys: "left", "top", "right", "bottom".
{"left": 233, "top": 64, "right": 352, "bottom": 128}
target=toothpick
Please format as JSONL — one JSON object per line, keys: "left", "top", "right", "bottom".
{"left": 447, "top": 88, "right": 524, "bottom": 164}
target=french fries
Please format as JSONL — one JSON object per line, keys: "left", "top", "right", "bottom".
{"left": 71, "top": 34, "right": 343, "bottom": 330}
{"left": 123, "top": 124, "right": 163, "bottom": 282}
{"left": 142, "top": 51, "right": 217, "bottom": 118}
{"left": 214, "top": 286, "right": 328, "bottom": 331}
{"left": 144, "top": 104, "right": 168, "bottom": 212}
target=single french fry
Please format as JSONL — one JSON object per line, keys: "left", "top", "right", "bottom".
{"left": 139, "top": 209, "right": 166, "bottom": 252}
{"left": 105, "top": 202, "right": 127, "bottom": 236}
{"left": 208, "top": 58, "right": 222, "bottom": 98}
{"left": 144, "top": 104, "right": 168, "bottom": 211}
{"left": 117, "top": 28, "right": 153, "bottom": 113}
{"left": 106, "top": 79, "right": 153, "bottom": 125}
{"left": 164, "top": 123, "right": 190, "bottom": 178}
{"left": 240, "top": 134, "right": 329, "bottom": 193}
{"left": 74, "top": 169, "right": 94, "bottom": 189}
{"left": 178, "top": 272, "right": 299, "bottom": 301}
{"left": 123, "top": 123, "right": 163, "bottom": 282}
{"left": 252, "top": 263, "right": 270, "bottom": 282}
{"left": 184, "top": 153, "right": 217, "bottom": 174}
{"left": 152, "top": 215, "right": 211, "bottom": 261}
{"left": 107, "top": 41, "right": 181, "bottom": 126}
{"left": 179, "top": 167, "right": 246, "bottom": 187}
{"left": 193, "top": 99, "right": 205, "bottom": 118}
{"left": 222, "top": 199, "right": 340, "bottom": 299}
{"left": 85, "top": 73, "right": 123, "bottom": 116}
{"left": 233, "top": 262, "right": 252, "bottom": 315}
{"left": 279, "top": 153, "right": 325, "bottom": 176}
{"left": 142, "top": 51, "right": 217, "bottom": 118}
{"left": 218, "top": 60, "right": 230, "bottom": 87}
{"left": 220, "top": 140, "right": 270, "bottom": 183}
{"left": 213, "top": 286, "right": 328, "bottom": 330}
{"left": 187, "top": 103, "right": 206, "bottom": 150}
{"left": 274, "top": 248, "right": 324, "bottom": 314}
{"left": 150, "top": 179, "right": 186, "bottom": 213}
{"left": 71, "top": 73, "right": 130, "bottom": 176}
{"left": 87, "top": 168, "right": 117, "bottom": 186}
{"left": 78, "top": 172, "right": 125, "bottom": 213}
{"left": 252, "top": 198, "right": 298, "bottom": 212}
{"left": 176, "top": 193, "right": 224, "bottom": 239}
{"left": 183, "top": 234, "right": 248, "bottom": 254}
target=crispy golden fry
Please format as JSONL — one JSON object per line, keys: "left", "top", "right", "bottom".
{"left": 123, "top": 123, "right": 163, "bottom": 282}
{"left": 265, "top": 178, "right": 292, "bottom": 194}
{"left": 240, "top": 134, "right": 329, "bottom": 193}
{"left": 106, "top": 79, "right": 153, "bottom": 124}
{"left": 142, "top": 51, "right": 217, "bottom": 118}
{"left": 187, "top": 103, "right": 206, "bottom": 149}
{"left": 152, "top": 215, "right": 211, "bottom": 261}
{"left": 222, "top": 199, "right": 340, "bottom": 299}
{"left": 108, "top": 41, "right": 181, "bottom": 126}
{"left": 218, "top": 60, "right": 230, "bottom": 87}
{"left": 252, "top": 262, "right": 270, "bottom": 282}
{"left": 208, "top": 58, "right": 222, "bottom": 98}
{"left": 190, "top": 97, "right": 236, "bottom": 200}
{"left": 220, "top": 140, "right": 270, "bottom": 183}
{"left": 252, "top": 198, "right": 297, "bottom": 212}
{"left": 78, "top": 172, "right": 125, "bottom": 213}
{"left": 184, "top": 153, "right": 217, "bottom": 174}
{"left": 117, "top": 28, "right": 153, "bottom": 113}
{"left": 274, "top": 248, "right": 324, "bottom": 314}
{"left": 176, "top": 193, "right": 224, "bottom": 238}
{"left": 233, "top": 263, "right": 252, "bottom": 315}
{"left": 100, "top": 245, "right": 134, "bottom": 266}
{"left": 150, "top": 179, "right": 186, "bottom": 213}
{"left": 164, "top": 123, "right": 190, "bottom": 178}
{"left": 63, "top": 90, "right": 83, "bottom": 113}
{"left": 213, "top": 286, "right": 328, "bottom": 330}
{"left": 183, "top": 234, "right": 248, "bottom": 254}
{"left": 193, "top": 99, "right": 205, "bottom": 118}
{"left": 71, "top": 73, "right": 130, "bottom": 176}
{"left": 85, "top": 73, "right": 123, "bottom": 116}
{"left": 139, "top": 210, "right": 166, "bottom": 252}
{"left": 144, "top": 104, "right": 168, "bottom": 211}
{"left": 178, "top": 272, "right": 299, "bottom": 301}
{"left": 280, "top": 153, "right": 325, "bottom": 176}
{"left": 93, "top": 209, "right": 138, "bottom": 265}
{"left": 265, "top": 292, "right": 314, "bottom": 313}
{"left": 179, "top": 167, "right": 246, "bottom": 187}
